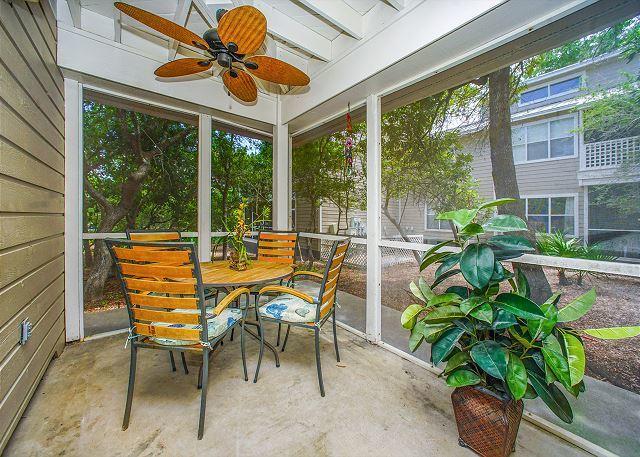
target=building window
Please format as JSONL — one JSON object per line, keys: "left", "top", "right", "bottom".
{"left": 425, "top": 205, "right": 447, "bottom": 230}
{"left": 512, "top": 115, "right": 577, "bottom": 163}
{"left": 519, "top": 75, "right": 581, "bottom": 105}
{"left": 525, "top": 196, "right": 576, "bottom": 235}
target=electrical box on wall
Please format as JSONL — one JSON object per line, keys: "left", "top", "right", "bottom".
{"left": 20, "top": 319, "right": 33, "bottom": 345}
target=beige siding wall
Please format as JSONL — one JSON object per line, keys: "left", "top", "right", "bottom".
{"left": 0, "top": 0, "right": 65, "bottom": 451}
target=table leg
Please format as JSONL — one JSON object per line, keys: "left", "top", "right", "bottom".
{"left": 243, "top": 321, "right": 280, "bottom": 368}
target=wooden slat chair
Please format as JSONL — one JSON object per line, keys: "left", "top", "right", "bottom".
{"left": 126, "top": 230, "right": 190, "bottom": 373}
{"left": 106, "top": 239, "right": 250, "bottom": 440}
{"left": 252, "top": 231, "right": 298, "bottom": 345}
{"left": 254, "top": 238, "right": 350, "bottom": 396}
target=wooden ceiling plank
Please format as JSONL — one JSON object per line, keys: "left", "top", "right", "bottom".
{"left": 298, "top": 0, "right": 363, "bottom": 39}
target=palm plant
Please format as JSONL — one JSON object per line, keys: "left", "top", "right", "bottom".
{"left": 401, "top": 198, "right": 640, "bottom": 423}
{"left": 536, "top": 231, "right": 617, "bottom": 285}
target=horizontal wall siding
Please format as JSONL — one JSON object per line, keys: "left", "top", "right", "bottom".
{"left": 0, "top": 0, "right": 65, "bottom": 452}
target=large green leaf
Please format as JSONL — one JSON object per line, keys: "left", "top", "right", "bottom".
{"left": 528, "top": 371, "right": 573, "bottom": 423}
{"left": 423, "top": 305, "right": 465, "bottom": 324}
{"left": 423, "top": 323, "right": 453, "bottom": 344}
{"left": 581, "top": 326, "right": 640, "bottom": 339}
{"left": 436, "top": 208, "right": 478, "bottom": 228}
{"left": 527, "top": 293, "right": 560, "bottom": 339}
{"left": 401, "top": 304, "right": 423, "bottom": 329}
{"left": 422, "top": 240, "right": 455, "bottom": 260}
{"left": 431, "top": 269, "right": 461, "bottom": 288}
{"left": 444, "top": 351, "right": 471, "bottom": 374}
{"left": 428, "top": 293, "right": 463, "bottom": 307}
{"left": 515, "top": 268, "right": 531, "bottom": 298}
{"left": 446, "top": 286, "right": 470, "bottom": 299}
{"left": 460, "top": 243, "right": 495, "bottom": 289}
{"left": 506, "top": 354, "right": 528, "bottom": 400}
{"left": 409, "top": 281, "right": 428, "bottom": 303}
{"left": 420, "top": 251, "right": 450, "bottom": 272}
{"left": 483, "top": 214, "right": 528, "bottom": 232}
{"left": 492, "top": 309, "right": 517, "bottom": 330}
{"left": 495, "top": 293, "right": 545, "bottom": 320}
{"left": 418, "top": 277, "right": 434, "bottom": 301}
{"left": 470, "top": 340, "right": 508, "bottom": 380}
{"left": 459, "top": 223, "right": 484, "bottom": 237}
{"left": 446, "top": 369, "right": 481, "bottom": 387}
{"left": 435, "top": 252, "right": 462, "bottom": 278}
{"left": 488, "top": 235, "right": 534, "bottom": 252}
{"left": 409, "top": 321, "right": 426, "bottom": 352}
{"left": 460, "top": 296, "right": 485, "bottom": 315}
{"left": 562, "top": 333, "right": 585, "bottom": 386}
{"left": 542, "top": 335, "right": 571, "bottom": 389}
{"left": 470, "top": 303, "right": 493, "bottom": 324}
{"left": 557, "top": 289, "right": 596, "bottom": 323}
{"left": 477, "top": 198, "right": 517, "bottom": 210}
{"left": 431, "top": 327, "right": 465, "bottom": 365}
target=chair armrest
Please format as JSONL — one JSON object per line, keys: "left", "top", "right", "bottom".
{"left": 257, "top": 285, "right": 316, "bottom": 304}
{"left": 212, "top": 287, "right": 251, "bottom": 316}
{"left": 290, "top": 270, "right": 323, "bottom": 280}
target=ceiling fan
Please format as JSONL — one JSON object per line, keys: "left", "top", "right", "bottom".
{"left": 114, "top": 2, "right": 310, "bottom": 103}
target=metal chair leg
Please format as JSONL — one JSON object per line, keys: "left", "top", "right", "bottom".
{"left": 276, "top": 323, "right": 282, "bottom": 346}
{"left": 281, "top": 325, "right": 291, "bottom": 352}
{"left": 122, "top": 345, "right": 137, "bottom": 430}
{"left": 230, "top": 328, "right": 235, "bottom": 342}
{"left": 169, "top": 351, "right": 176, "bottom": 372}
{"left": 197, "top": 363, "right": 203, "bottom": 389}
{"left": 332, "top": 311, "right": 340, "bottom": 363}
{"left": 314, "top": 329, "right": 325, "bottom": 397}
{"left": 197, "top": 348, "right": 210, "bottom": 440}
{"left": 180, "top": 352, "right": 189, "bottom": 374}
{"left": 253, "top": 320, "right": 265, "bottom": 383}
{"left": 254, "top": 294, "right": 261, "bottom": 337}
{"left": 240, "top": 322, "right": 248, "bottom": 381}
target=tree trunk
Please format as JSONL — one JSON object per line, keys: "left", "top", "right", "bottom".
{"left": 488, "top": 67, "right": 552, "bottom": 303}
{"left": 382, "top": 203, "right": 422, "bottom": 264}
{"left": 83, "top": 209, "right": 125, "bottom": 301}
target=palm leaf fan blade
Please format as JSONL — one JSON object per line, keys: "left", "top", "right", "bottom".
{"left": 222, "top": 69, "right": 258, "bottom": 103}
{"left": 114, "top": 2, "right": 208, "bottom": 50}
{"left": 154, "top": 58, "right": 213, "bottom": 77}
{"left": 245, "top": 56, "right": 310, "bottom": 86}
{"left": 217, "top": 6, "right": 267, "bottom": 55}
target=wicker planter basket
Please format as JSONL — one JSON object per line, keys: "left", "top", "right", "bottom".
{"left": 451, "top": 386, "right": 524, "bottom": 457}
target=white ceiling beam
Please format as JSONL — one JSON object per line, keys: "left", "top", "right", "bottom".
{"left": 192, "top": 0, "right": 219, "bottom": 27}
{"left": 67, "top": 0, "right": 81, "bottom": 28}
{"left": 298, "top": 0, "right": 363, "bottom": 39}
{"left": 252, "top": 0, "right": 331, "bottom": 61}
{"left": 383, "top": 0, "right": 405, "bottom": 10}
{"left": 168, "top": 0, "right": 193, "bottom": 60}
{"left": 114, "top": 8, "right": 122, "bottom": 43}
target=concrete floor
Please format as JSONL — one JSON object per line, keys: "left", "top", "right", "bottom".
{"left": 4, "top": 326, "right": 589, "bottom": 457}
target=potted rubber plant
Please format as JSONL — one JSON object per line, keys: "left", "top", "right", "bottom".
{"left": 401, "top": 198, "right": 640, "bottom": 457}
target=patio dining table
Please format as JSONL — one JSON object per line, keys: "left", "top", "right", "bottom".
{"left": 199, "top": 260, "right": 295, "bottom": 366}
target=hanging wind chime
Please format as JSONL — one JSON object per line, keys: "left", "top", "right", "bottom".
{"left": 344, "top": 103, "right": 354, "bottom": 176}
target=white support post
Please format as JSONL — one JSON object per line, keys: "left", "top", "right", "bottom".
{"left": 366, "top": 94, "right": 382, "bottom": 343}
{"left": 198, "top": 114, "right": 212, "bottom": 262}
{"left": 273, "top": 97, "right": 290, "bottom": 230}
{"left": 64, "top": 78, "right": 84, "bottom": 342}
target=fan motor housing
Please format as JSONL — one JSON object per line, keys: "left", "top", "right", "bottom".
{"left": 203, "top": 28, "right": 223, "bottom": 50}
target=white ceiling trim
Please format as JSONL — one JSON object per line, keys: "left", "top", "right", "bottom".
{"left": 298, "top": 0, "right": 364, "bottom": 39}
{"left": 251, "top": 0, "right": 332, "bottom": 61}
{"left": 68, "top": 0, "right": 81, "bottom": 27}
{"left": 383, "top": 0, "right": 405, "bottom": 10}
{"left": 168, "top": 0, "right": 193, "bottom": 60}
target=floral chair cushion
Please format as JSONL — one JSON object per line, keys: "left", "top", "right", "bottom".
{"left": 150, "top": 307, "right": 242, "bottom": 346}
{"left": 258, "top": 294, "right": 317, "bottom": 323}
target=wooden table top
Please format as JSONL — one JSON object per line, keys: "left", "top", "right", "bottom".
{"left": 200, "top": 260, "right": 293, "bottom": 288}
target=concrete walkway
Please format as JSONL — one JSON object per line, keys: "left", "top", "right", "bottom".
{"left": 4, "top": 326, "right": 588, "bottom": 457}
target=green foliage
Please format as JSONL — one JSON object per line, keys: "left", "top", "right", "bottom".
{"left": 401, "top": 198, "right": 640, "bottom": 423}
{"left": 291, "top": 123, "right": 366, "bottom": 233}
{"left": 523, "top": 18, "right": 640, "bottom": 77}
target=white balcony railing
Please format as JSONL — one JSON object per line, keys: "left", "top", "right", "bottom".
{"left": 583, "top": 135, "right": 640, "bottom": 170}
